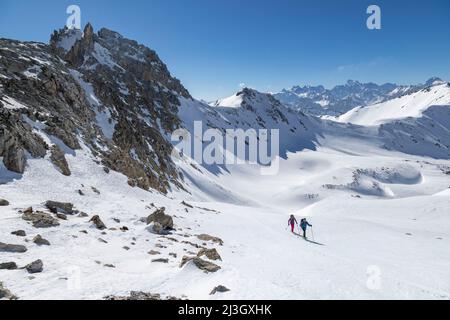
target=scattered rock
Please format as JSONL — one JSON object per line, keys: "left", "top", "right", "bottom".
{"left": 146, "top": 207, "right": 173, "bottom": 229}
{"left": 23, "top": 207, "right": 33, "bottom": 214}
{"left": 79, "top": 230, "right": 88, "bottom": 234}
{"left": 0, "top": 282, "right": 17, "bottom": 300}
{"left": 33, "top": 235, "right": 50, "bottom": 246}
{"left": 197, "top": 248, "right": 222, "bottom": 261}
{"left": 78, "top": 212, "right": 89, "bottom": 217}
{"left": 155, "top": 243, "right": 167, "bottom": 249}
{"left": 91, "top": 187, "right": 101, "bottom": 195}
{"left": 123, "top": 246, "right": 130, "bottom": 251}
{"left": 78, "top": 190, "right": 85, "bottom": 196}
{"left": 113, "top": 218, "right": 120, "bottom": 223}
{"left": 45, "top": 200, "right": 74, "bottom": 214}
{"left": 150, "top": 221, "right": 172, "bottom": 235}
{"left": 181, "top": 201, "right": 193, "bottom": 208}
{"left": 181, "top": 240, "right": 205, "bottom": 249}
{"left": 90, "top": 215, "right": 106, "bottom": 230}
{"left": 120, "top": 226, "right": 129, "bottom": 232}
{"left": 179, "top": 256, "right": 221, "bottom": 273}
{"left": 11, "top": 230, "right": 26, "bottom": 237}
{"left": 0, "top": 199, "right": 10, "bottom": 206}
{"left": 25, "top": 259, "right": 43, "bottom": 274}
{"left": 56, "top": 213, "right": 67, "bottom": 220}
{"left": 152, "top": 258, "right": 169, "bottom": 263}
{"left": 169, "top": 252, "right": 177, "bottom": 258}
{"left": 197, "top": 234, "right": 224, "bottom": 246}
{"left": 98, "top": 238, "right": 108, "bottom": 244}
{"left": 22, "top": 210, "right": 60, "bottom": 228}
{"left": 105, "top": 292, "right": 162, "bottom": 300}
{"left": 0, "top": 262, "right": 18, "bottom": 270}
{"left": 210, "top": 285, "right": 230, "bottom": 295}
{"left": 0, "top": 242, "right": 27, "bottom": 253}
{"left": 104, "top": 264, "right": 115, "bottom": 268}
{"left": 148, "top": 250, "right": 161, "bottom": 255}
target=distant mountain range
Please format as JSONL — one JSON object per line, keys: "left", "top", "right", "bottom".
{"left": 274, "top": 77, "right": 447, "bottom": 116}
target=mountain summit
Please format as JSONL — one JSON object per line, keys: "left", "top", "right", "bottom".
{"left": 1, "top": 23, "right": 191, "bottom": 193}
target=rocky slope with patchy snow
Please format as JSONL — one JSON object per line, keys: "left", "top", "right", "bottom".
{"left": 1, "top": 24, "right": 190, "bottom": 194}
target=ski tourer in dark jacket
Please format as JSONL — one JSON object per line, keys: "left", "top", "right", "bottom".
{"left": 288, "top": 215, "right": 298, "bottom": 233}
{"left": 300, "top": 218, "right": 312, "bottom": 238}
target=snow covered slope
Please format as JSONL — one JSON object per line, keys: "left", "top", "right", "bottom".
{"left": 1, "top": 26, "right": 450, "bottom": 300}
{"left": 339, "top": 82, "right": 450, "bottom": 126}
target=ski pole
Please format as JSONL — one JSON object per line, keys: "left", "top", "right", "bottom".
{"left": 311, "top": 227, "right": 315, "bottom": 242}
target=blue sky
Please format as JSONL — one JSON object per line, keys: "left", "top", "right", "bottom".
{"left": 1, "top": 0, "right": 449, "bottom": 100}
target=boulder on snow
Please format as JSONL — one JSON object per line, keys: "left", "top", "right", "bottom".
{"left": 25, "top": 259, "right": 43, "bottom": 274}
{"left": 33, "top": 235, "right": 50, "bottom": 246}
{"left": 0, "top": 199, "right": 10, "bottom": 206}
{"left": 11, "top": 230, "right": 26, "bottom": 237}
{"left": 197, "top": 234, "right": 224, "bottom": 246}
{"left": 179, "top": 256, "right": 221, "bottom": 273}
{"left": 89, "top": 215, "right": 106, "bottom": 230}
{"left": 146, "top": 207, "right": 173, "bottom": 229}
{"left": 0, "top": 262, "right": 18, "bottom": 270}
{"left": 0, "top": 281, "right": 17, "bottom": 300}
{"left": 210, "top": 285, "right": 230, "bottom": 295}
{"left": 0, "top": 242, "right": 27, "bottom": 253}
{"left": 56, "top": 213, "right": 68, "bottom": 220}
{"left": 151, "top": 258, "right": 169, "bottom": 264}
{"left": 22, "top": 210, "right": 60, "bottom": 228}
{"left": 45, "top": 201, "right": 74, "bottom": 214}
{"left": 197, "top": 248, "right": 222, "bottom": 261}
{"left": 105, "top": 291, "right": 164, "bottom": 300}
{"left": 149, "top": 222, "right": 171, "bottom": 235}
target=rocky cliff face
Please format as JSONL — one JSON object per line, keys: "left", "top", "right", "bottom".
{"left": 1, "top": 24, "right": 191, "bottom": 193}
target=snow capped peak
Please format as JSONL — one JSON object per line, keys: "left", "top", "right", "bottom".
{"left": 275, "top": 78, "right": 448, "bottom": 117}
{"left": 338, "top": 82, "right": 450, "bottom": 126}
{"left": 425, "top": 77, "right": 445, "bottom": 87}
{"left": 214, "top": 87, "right": 281, "bottom": 109}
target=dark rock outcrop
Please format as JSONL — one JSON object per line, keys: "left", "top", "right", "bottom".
{"left": 179, "top": 256, "right": 221, "bottom": 273}
{"left": 50, "top": 145, "right": 71, "bottom": 176}
{"left": 22, "top": 211, "right": 60, "bottom": 228}
{"left": 0, "top": 199, "right": 9, "bottom": 206}
{"left": 33, "top": 235, "right": 50, "bottom": 246}
{"left": 197, "top": 234, "right": 224, "bottom": 246}
{"left": 45, "top": 201, "right": 74, "bottom": 214}
{"left": 0, "top": 262, "right": 18, "bottom": 270}
{"left": 197, "top": 248, "right": 222, "bottom": 261}
{"left": 11, "top": 230, "right": 26, "bottom": 237}
{"left": 0, "top": 282, "right": 17, "bottom": 300}
{"left": 146, "top": 207, "right": 173, "bottom": 229}
{"left": 90, "top": 215, "right": 106, "bottom": 230}
{"left": 25, "top": 259, "right": 43, "bottom": 274}
{"left": 210, "top": 285, "right": 230, "bottom": 295}
{"left": 0, "top": 242, "right": 27, "bottom": 253}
